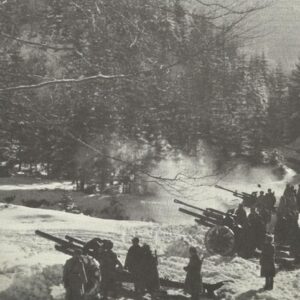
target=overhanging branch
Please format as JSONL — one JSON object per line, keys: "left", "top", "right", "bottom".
{"left": 0, "top": 32, "right": 74, "bottom": 51}
{"left": 0, "top": 73, "right": 128, "bottom": 92}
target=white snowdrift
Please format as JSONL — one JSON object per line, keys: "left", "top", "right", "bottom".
{"left": 0, "top": 204, "right": 300, "bottom": 300}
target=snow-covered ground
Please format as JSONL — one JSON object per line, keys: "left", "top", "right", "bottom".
{"left": 1, "top": 203, "right": 300, "bottom": 300}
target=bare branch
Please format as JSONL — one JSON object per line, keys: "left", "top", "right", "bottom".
{"left": 0, "top": 72, "right": 127, "bottom": 92}
{"left": 0, "top": 32, "right": 74, "bottom": 51}
{"left": 195, "top": 0, "right": 270, "bottom": 15}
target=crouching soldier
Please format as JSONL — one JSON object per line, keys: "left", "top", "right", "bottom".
{"left": 184, "top": 247, "right": 205, "bottom": 300}
{"left": 63, "top": 249, "right": 100, "bottom": 300}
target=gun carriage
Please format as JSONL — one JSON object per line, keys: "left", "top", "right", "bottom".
{"left": 35, "top": 230, "right": 230, "bottom": 296}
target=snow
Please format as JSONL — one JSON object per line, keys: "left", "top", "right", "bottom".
{"left": 0, "top": 181, "right": 73, "bottom": 191}
{"left": 1, "top": 203, "right": 300, "bottom": 300}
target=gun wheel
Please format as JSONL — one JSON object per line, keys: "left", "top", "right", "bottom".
{"left": 205, "top": 225, "right": 235, "bottom": 256}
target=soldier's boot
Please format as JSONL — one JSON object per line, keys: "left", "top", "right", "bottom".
{"left": 263, "top": 278, "right": 269, "bottom": 290}
{"left": 268, "top": 278, "right": 274, "bottom": 290}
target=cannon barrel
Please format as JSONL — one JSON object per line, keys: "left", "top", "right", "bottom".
{"left": 195, "top": 218, "right": 215, "bottom": 228}
{"left": 65, "top": 235, "right": 86, "bottom": 245}
{"left": 174, "top": 199, "right": 223, "bottom": 220}
{"left": 35, "top": 230, "right": 82, "bottom": 250}
{"left": 174, "top": 199, "right": 206, "bottom": 212}
{"left": 203, "top": 210, "right": 224, "bottom": 221}
{"left": 179, "top": 208, "right": 220, "bottom": 226}
{"left": 215, "top": 185, "right": 253, "bottom": 199}
{"left": 215, "top": 185, "right": 244, "bottom": 198}
{"left": 215, "top": 185, "right": 256, "bottom": 207}
{"left": 55, "top": 244, "right": 77, "bottom": 256}
{"left": 206, "top": 207, "right": 227, "bottom": 216}
{"left": 196, "top": 212, "right": 222, "bottom": 226}
{"left": 179, "top": 207, "right": 204, "bottom": 219}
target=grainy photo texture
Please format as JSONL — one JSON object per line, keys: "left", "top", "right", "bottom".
{"left": 0, "top": 0, "right": 300, "bottom": 299}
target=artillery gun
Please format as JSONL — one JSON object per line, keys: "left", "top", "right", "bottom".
{"left": 174, "top": 199, "right": 298, "bottom": 270}
{"left": 35, "top": 230, "right": 231, "bottom": 297}
{"left": 214, "top": 185, "right": 257, "bottom": 207}
{"left": 174, "top": 199, "right": 237, "bottom": 256}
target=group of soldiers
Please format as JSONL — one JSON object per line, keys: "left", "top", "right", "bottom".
{"left": 63, "top": 237, "right": 161, "bottom": 299}
{"left": 62, "top": 183, "right": 300, "bottom": 298}
{"left": 63, "top": 237, "right": 205, "bottom": 300}
{"left": 224, "top": 185, "right": 300, "bottom": 259}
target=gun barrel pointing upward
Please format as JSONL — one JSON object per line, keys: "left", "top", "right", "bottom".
{"left": 215, "top": 185, "right": 246, "bottom": 199}
{"left": 174, "top": 199, "right": 206, "bottom": 212}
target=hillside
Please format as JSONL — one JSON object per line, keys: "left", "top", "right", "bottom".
{"left": 1, "top": 203, "right": 300, "bottom": 300}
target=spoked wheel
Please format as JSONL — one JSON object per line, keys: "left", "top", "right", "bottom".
{"left": 205, "top": 225, "right": 235, "bottom": 256}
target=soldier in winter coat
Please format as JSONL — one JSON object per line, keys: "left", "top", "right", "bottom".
{"left": 184, "top": 247, "right": 205, "bottom": 300}
{"left": 260, "top": 235, "right": 275, "bottom": 290}
{"left": 124, "top": 237, "right": 143, "bottom": 292}
{"left": 98, "top": 241, "right": 123, "bottom": 299}
{"left": 63, "top": 249, "right": 99, "bottom": 300}
{"left": 140, "top": 244, "right": 160, "bottom": 294}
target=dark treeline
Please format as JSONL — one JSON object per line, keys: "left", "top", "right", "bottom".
{"left": 0, "top": 0, "right": 298, "bottom": 182}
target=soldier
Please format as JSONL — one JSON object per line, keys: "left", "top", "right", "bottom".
{"left": 260, "top": 235, "right": 275, "bottom": 290}
{"left": 124, "top": 237, "right": 143, "bottom": 292}
{"left": 99, "top": 241, "right": 123, "bottom": 300}
{"left": 283, "top": 184, "right": 291, "bottom": 197}
{"left": 247, "top": 207, "right": 260, "bottom": 224}
{"left": 265, "top": 189, "right": 276, "bottom": 210}
{"left": 297, "top": 184, "right": 300, "bottom": 210}
{"left": 63, "top": 249, "right": 100, "bottom": 300}
{"left": 259, "top": 207, "right": 271, "bottom": 226}
{"left": 240, "top": 221, "right": 257, "bottom": 258}
{"left": 184, "top": 247, "right": 205, "bottom": 300}
{"left": 234, "top": 203, "right": 247, "bottom": 227}
{"left": 248, "top": 207, "right": 266, "bottom": 250}
{"left": 256, "top": 191, "right": 265, "bottom": 211}
{"left": 140, "top": 244, "right": 160, "bottom": 295}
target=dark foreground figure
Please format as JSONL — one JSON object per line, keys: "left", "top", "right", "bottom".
{"left": 98, "top": 241, "right": 123, "bottom": 299}
{"left": 63, "top": 249, "right": 99, "bottom": 300}
{"left": 184, "top": 247, "right": 204, "bottom": 300}
{"left": 260, "top": 235, "right": 276, "bottom": 290}
{"left": 124, "top": 237, "right": 143, "bottom": 292}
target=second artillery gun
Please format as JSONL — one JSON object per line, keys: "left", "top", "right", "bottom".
{"left": 174, "top": 196, "right": 297, "bottom": 269}
{"left": 174, "top": 199, "right": 237, "bottom": 256}
{"left": 214, "top": 185, "right": 257, "bottom": 207}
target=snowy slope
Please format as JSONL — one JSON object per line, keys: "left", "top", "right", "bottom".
{"left": 0, "top": 204, "right": 300, "bottom": 300}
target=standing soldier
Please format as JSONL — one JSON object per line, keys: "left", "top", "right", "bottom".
{"left": 184, "top": 247, "right": 205, "bottom": 300}
{"left": 234, "top": 203, "right": 247, "bottom": 227}
{"left": 63, "top": 249, "right": 99, "bottom": 300}
{"left": 248, "top": 207, "right": 266, "bottom": 250}
{"left": 256, "top": 191, "right": 265, "bottom": 211}
{"left": 140, "top": 244, "right": 160, "bottom": 295}
{"left": 124, "top": 237, "right": 143, "bottom": 293}
{"left": 99, "top": 241, "right": 123, "bottom": 300}
{"left": 260, "top": 235, "right": 275, "bottom": 290}
{"left": 296, "top": 184, "right": 300, "bottom": 210}
{"left": 265, "top": 189, "right": 276, "bottom": 210}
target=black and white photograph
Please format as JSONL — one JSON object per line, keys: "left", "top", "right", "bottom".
{"left": 1, "top": 0, "right": 300, "bottom": 299}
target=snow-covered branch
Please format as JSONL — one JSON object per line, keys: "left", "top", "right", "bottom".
{"left": 0, "top": 73, "right": 128, "bottom": 92}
